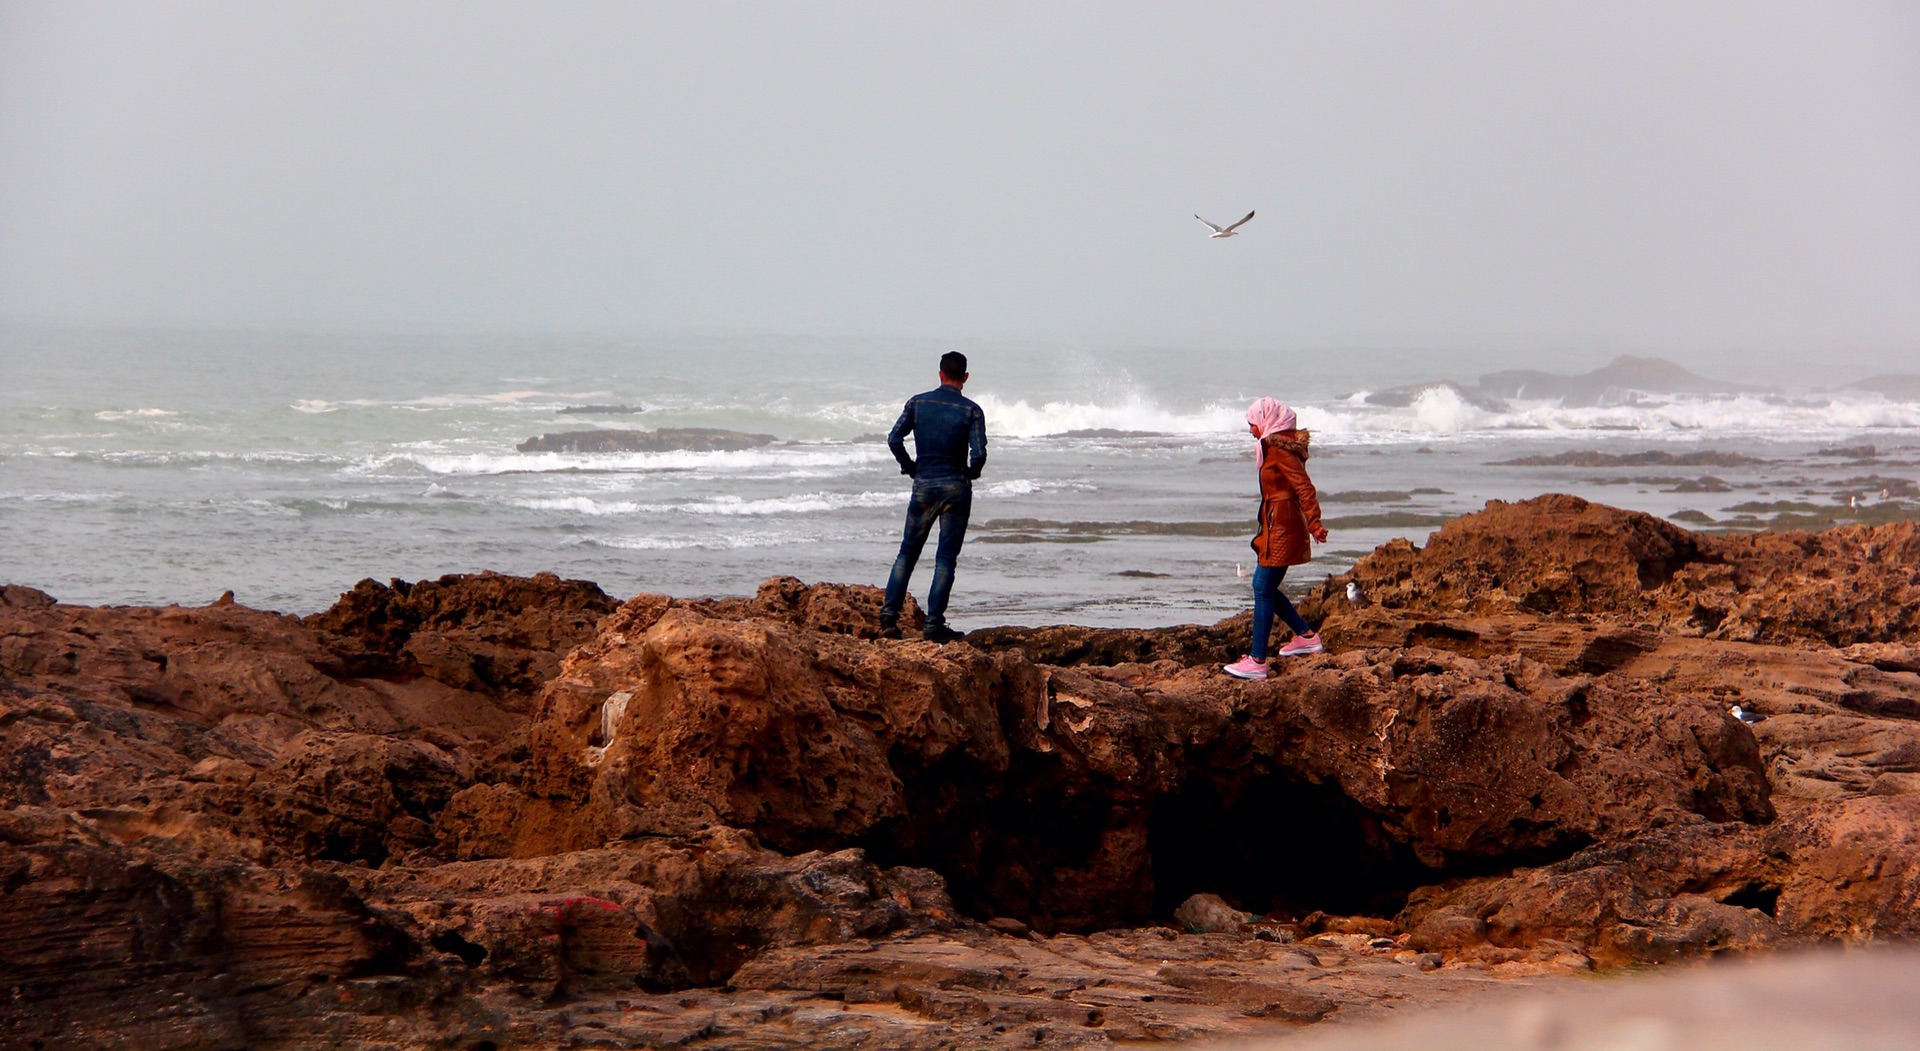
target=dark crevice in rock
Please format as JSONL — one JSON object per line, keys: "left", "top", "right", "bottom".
{"left": 1148, "top": 774, "right": 1445, "bottom": 920}
{"left": 859, "top": 742, "right": 1626, "bottom": 934}
{"left": 431, "top": 930, "right": 489, "bottom": 966}
{"left": 320, "top": 831, "right": 388, "bottom": 866}
{"left": 346, "top": 932, "right": 418, "bottom": 979}
{"left": 963, "top": 623, "right": 1241, "bottom": 668}
{"left": 858, "top": 766, "right": 1137, "bottom": 933}
{"left": 1721, "top": 883, "right": 1782, "bottom": 917}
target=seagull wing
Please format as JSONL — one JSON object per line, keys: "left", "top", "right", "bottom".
{"left": 1195, "top": 214, "right": 1226, "bottom": 233}
{"left": 1224, "top": 210, "right": 1256, "bottom": 233}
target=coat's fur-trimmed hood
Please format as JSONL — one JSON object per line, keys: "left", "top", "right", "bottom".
{"left": 1262, "top": 429, "right": 1311, "bottom": 462}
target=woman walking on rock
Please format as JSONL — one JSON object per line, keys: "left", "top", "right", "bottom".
{"left": 1223, "top": 398, "right": 1327, "bottom": 680}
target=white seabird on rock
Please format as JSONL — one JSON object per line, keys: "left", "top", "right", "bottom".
{"left": 1346, "top": 581, "right": 1365, "bottom": 606}
{"left": 1730, "top": 704, "right": 1764, "bottom": 724}
{"left": 1195, "top": 210, "right": 1255, "bottom": 238}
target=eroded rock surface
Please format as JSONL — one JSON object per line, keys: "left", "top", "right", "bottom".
{"left": 5, "top": 496, "right": 1920, "bottom": 1048}
{"left": 1301, "top": 492, "right": 1920, "bottom": 645}
{"left": 462, "top": 604, "right": 1768, "bottom": 936}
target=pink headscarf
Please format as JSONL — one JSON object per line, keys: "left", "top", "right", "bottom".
{"left": 1247, "top": 397, "right": 1297, "bottom": 468}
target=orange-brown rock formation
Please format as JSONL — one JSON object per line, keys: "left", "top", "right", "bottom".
{"left": 4, "top": 496, "right": 1920, "bottom": 1048}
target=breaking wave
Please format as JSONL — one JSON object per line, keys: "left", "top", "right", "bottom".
{"left": 1302, "top": 387, "right": 1920, "bottom": 443}
{"left": 969, "top": 393, "right": 1241, "bottom": 439}
{"left": 852, "top": 387, "right": 1920, "bottom": 446}
{"left": 290, "top": 389, "right": 616, "bottom": 414}
{"left": 586, "top": 532, "right": 805, "bottom": 551}
{"left": 93, "top": 408, "right": 180, "bottom": 421}
{"left": 516, "top": 491, "right": 902, "bottom": 517}
{"left": 388, "top": 445, "right": 887, "bottom": 477}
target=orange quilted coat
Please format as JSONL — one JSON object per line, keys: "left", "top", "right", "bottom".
{"left": 1251, "top": 430, "right": 1321, "bottom": 567}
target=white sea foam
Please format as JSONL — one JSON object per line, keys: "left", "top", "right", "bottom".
{"left": 1300, "top": 388, "right": 1920, "bottom": 443}
{"left": 516, "top": 490, "right": 902, "bottom": 517}
{"left": 289, "top": 397, "right": 401, "bottom": 413}
{"left": 977, "top": 478, "right": 1096, "bottom": 497}
{"left": 589, "top": 532, "right": 800, "bottom": 551}
{"left": 93, "top": 408, "right": 179, "bottom": 421}
{"left": 0, "top": 490, "right": 117, "bottom": 504}
{"left": 196, "top": 498, "right": 302, "bottom": 518}
{"left": 293, "top": 390, "right": 614, "bottom": 414}
{"left": 394, "top": 446, "right": 885, "bottom": 477}
{"left": 42, "top": 449, "right": 351, "bottom": 468}
{"left": 807, "top": 402, "right": 902, "bottom": 431}
{"left": 971, "top": 392, "right": 1241, "bottom": 438}
{"left": 946, "top": 383, "right": 1920, "bottom": 445}
{"left": 403, "top": 390, "right": 546, "bottom": 408}
{"left": 398, "top": 389, "right": 614, "bottom": 410}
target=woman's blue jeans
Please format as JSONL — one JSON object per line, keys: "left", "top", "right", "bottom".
{"left": 1251, "top": 564, "right": 1312, "bottom": 659}
{"left": 883, "top": 479, "right": 971, "bottom": 628}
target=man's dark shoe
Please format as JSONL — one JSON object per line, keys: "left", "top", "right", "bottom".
{"left": 878, "top": 617, "right": 902, "bottom": 640}
{"left": 921, "top": 624, "right": 966, "bottom": 644}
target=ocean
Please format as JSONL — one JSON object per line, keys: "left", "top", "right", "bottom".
{"left": 3, "top": 323, "right": 1917, "bottom": 627}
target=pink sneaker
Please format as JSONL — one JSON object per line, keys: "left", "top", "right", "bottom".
{"left": 1276, "top": 633, "right": 1324, "bottom": 657}
{"left": 1223, "top": 655, "right": 1269, "bottom": 680}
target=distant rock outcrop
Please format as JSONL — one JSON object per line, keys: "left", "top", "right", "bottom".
{"left": 1842, "top": 373, "right": 1920, "bottom": 401}
{"left": 1478, "top": 354, "right": 1777, "bottom": 406}
{"left": 516, "top": 426, "right": 776, "bottom": 453}
{"left": 1489, "top": 449, "right": 1767, "bottom": 468}
{"left": 1351, "top": 354, "right": 1777, "bottom": 411}
{"left": 557, "top": 403, "right": 645, "bottom": 415}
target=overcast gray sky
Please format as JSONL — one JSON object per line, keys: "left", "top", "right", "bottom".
{"left": 2, "top": 1, "right": 1916, "bottom": 353}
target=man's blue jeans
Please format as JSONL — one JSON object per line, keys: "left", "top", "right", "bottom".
{"left": 883, "top": 479, "right": 971, "bottom": 628}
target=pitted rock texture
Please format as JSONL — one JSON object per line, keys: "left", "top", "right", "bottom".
{"left": 1294, "top": 499, "right": 1920, "bottom": 966}
{"left": 1301, "top": 493, "right": 1920, "bottom": 646}
{"left": 7, "top": 498, "right": 1920, "bottom": 1048}
{"left": 0, "top": 578, "right": 969, "bottom": 1049}
{"left": 456, "top": 599, "right": 1769, "bottom": 933}
{"left": 302, "top": 570, "right": 619, "bottom": 699}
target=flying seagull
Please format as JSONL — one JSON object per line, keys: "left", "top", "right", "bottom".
{"left": 1196, "top": 211, "right": 1256, "bottom": 238}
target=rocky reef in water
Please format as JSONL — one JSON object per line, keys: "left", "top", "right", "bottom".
{"left": 4, "top": 494, "right": 1920, "bottom": 1048}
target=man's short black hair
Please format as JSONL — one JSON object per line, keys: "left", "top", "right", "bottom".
{"left": 939, "top": 351, "right": 968, "bottom": 379}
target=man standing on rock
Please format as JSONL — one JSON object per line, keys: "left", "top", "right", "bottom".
{"left": 881, "top": 351, "right": 987, "bottom": 642}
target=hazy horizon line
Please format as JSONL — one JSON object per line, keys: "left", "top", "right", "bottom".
{"left": 3, "top": 313, "right": 1912, "bottom": 363}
